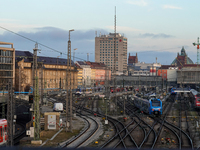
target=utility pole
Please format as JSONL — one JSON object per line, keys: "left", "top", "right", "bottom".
{"left": 7, "top": 79, "right": 13, "bottom": 146}
{"left": 33, "top": 43, "right": 41, "bottom": 141}
{"left": 66, "top": 29, "right": 74, "bottom": 132}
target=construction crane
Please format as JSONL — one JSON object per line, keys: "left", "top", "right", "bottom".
{"left": 193, "top": 37, "right": 200, "bottom": 66}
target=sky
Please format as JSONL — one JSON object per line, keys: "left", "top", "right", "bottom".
{"left": 0, "top": 0, "right": 200, "bottom": 65}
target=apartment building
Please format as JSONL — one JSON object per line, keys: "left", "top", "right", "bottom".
{"left": 95, "top": 33, "right": 127, "bottom": 75}
{"left": 75, "top": 61, "right": 91, "bottom": 87}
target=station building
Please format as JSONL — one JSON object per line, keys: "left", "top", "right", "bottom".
{"left": 15, "top": 51, "right": 78, "bottom": 92}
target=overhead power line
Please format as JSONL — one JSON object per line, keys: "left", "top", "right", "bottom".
{"left": 0, "top": 26, "right": 87, "bottom": 61}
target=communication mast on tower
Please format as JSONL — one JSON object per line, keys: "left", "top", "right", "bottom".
{"left": 113, "top": 6, "right": 117, "bottom": 115}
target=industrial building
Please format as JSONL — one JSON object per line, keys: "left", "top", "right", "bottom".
{"left": 128, "top": 61, "right": 161, "bottom": 76}
{"left": 177, "top": 67, "right": 200, "bottom": 88}
{"left": 95, "top": 33, "right": 127, "bottom": 75}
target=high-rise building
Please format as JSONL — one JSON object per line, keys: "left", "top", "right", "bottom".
{"left": 95, "top": 33, "right": 127, "bottom": 74}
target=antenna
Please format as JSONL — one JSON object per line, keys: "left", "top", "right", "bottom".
{"left": 113, "top": 6, "right": 117, "bottom": 115}
{"left": 95, "top": 31, "right": 97, "bottom": 37}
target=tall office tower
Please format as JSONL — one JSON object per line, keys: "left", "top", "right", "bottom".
{"left": 95, "top": 33, "right": 127, "bottom": 74}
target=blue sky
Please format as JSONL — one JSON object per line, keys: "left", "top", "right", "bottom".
{"left": 0, "top": 0, "right": 199, "bottom": 64}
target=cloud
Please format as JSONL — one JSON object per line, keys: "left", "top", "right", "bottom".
{"left": 0, "top": 27, "right": 109, "bottom": 61}
{"left": 163, "top": 5, "right": 182, "bottom": 10}
{"left": 126, "top": 0, "right": 147, "bottom": 6}
{"left": 138, "top": 33, "right": 175, "bottom": 39}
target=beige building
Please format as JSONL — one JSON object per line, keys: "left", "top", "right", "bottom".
{"left": 15, "top": 51, "right": 77, "bottom": 92}
{"left": 95, "top": 33, "right": 127, "bottom": 74}
{"left": 0, "top": 41, "right": 15, "bottom": 89}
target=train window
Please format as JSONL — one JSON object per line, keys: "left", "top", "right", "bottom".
{"left": 151, "top": 100, "right": 161, "bottom": 107}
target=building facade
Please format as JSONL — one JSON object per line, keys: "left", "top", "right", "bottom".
{"left": 0, "top": 42, "right": 15, "bottom": 89}
{"left": 76, "top": 64, "right": 83, "bottom": 87}
{"left": 15, "top": 51, "right": 77, "bottom": 92}
{"left": 128, "top": 53, "right": 138, "bottom": 66}
{"left": 95, "top": 33, "right": 127, "bottom": 74}
{"left": 76, "top": 61, "right": 91, "bottom": 87}
{"left": 171, "top": 46, "right": 194, "bottom": 66}
{"left": 128, "top": 62, "right": 161, "bottom": 76}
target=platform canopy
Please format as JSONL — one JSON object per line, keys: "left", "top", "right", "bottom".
{"left": 174, "top": 88, "right": 190, "bottom": 93}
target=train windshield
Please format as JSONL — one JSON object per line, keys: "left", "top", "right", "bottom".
{"left": 197, "top": 93, "right": 200, "bottom": 101}
{"left": 151, "top": 100, "right": 161, "bottom": 107}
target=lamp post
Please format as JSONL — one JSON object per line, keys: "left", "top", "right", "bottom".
{"left": 66, "top": 29, "right": 74, "bottom": 132}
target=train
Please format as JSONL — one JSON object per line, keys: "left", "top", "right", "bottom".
{"left": 133, "top": 95, "right": 162, "bottom": 115}
{"left": 190, "top": 89, "right": 200, "bottom": 108}
{"left": 171, "top": 87, "right": 177, "bottom": 95}
{"left": 0, "top": 119, "right": 7, "bottom": 145}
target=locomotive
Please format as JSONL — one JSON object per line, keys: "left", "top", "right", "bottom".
{"left": 133, "top": 95, "right": 162, "bottom": 115}
{"left": 0, "top": 119, "right": 7, "bottom": 145}
{"left": 190, "top": 89, "right": 200, "bottom": 109}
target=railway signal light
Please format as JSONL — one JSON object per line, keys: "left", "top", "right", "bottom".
{"left": 29, "top": 95, "right": 33, "bottom": 103}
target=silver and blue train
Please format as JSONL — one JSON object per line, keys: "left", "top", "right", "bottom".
{"left": 133, "top": 95, "right": 162, "bottom": 115}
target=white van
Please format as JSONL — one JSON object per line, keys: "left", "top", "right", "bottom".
{"left": 53, "top": 103, "right": 63, "bottom": 112}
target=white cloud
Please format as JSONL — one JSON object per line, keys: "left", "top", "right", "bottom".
{"left": 163, "top": 5, "right": 182, "bottom": 10}
{"left": 126, "top": 0, "right": 147, "bottom": 6}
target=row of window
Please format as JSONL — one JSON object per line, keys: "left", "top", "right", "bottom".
{"left": 100, "top": 51, "right": 118, "bottom": 53}
{"left": 100, "top": 44, "right": 118, "bottom": 46}
{"left": 0, "top": 64, "right": 12, "bottom": 70}
{"left": 0, "top": 57, "right": 13, "bottom": 63}
{"left": 0, "top": 71, "right": 12, "bottom": 76}
{"left": 100, "top": 54, "right": 119, "bottom": 56}
{"left": 100, "top": 41, "right": 119, "bottom": 43}
{"left": 0, "top": 50, "right": 13, "bottom": 56}
{"left": 100, "top": 49, "right": 119, "bottom": 51}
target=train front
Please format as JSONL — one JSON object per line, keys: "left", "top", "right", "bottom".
{"left": 150, "top": 98, "right": 162, "bottom": 115}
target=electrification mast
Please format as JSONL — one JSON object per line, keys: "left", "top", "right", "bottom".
{"left": 7, "top": 79, "right": 13, "bottom": 146}
{"left": 33, "top": 43, "right": 40, "bottom": 140}
{"left": 66, "top": 29, "right": 74, "bottom": 132}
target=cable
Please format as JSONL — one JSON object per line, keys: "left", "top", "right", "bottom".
{"left": 0, "top": 26, "right": 87, "bottom": 61}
